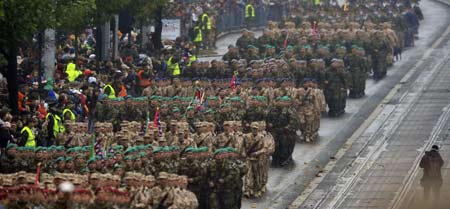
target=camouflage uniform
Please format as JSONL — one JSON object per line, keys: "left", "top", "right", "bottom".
{"left": 345, "top": 46, "right": 369, "bottom": 98}
{"left": 266, "top": 97, "right": 299, "bottom": 167}
{"left": 324, "top": 60, "right": 349, "bottom": 117}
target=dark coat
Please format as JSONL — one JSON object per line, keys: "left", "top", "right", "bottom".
{"left": 419, "top": 150, "right": 444, "bottom": 185}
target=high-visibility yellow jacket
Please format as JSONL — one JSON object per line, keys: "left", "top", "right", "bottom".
{"left": 167, "top": 56, "right": 181, "bottom": 76}
{"left": 245, "top": 4, "right": 255, "bottom": 18}
{"left": 103, "top": 84, "right": 116, "bottom": 99}
{"left": 63, "top": 108, "right": 76, "bottom": 121}
{"left": 193, "top": 26, "right": 203, "bottom": 43}
{"left": 201, "top": 13, "right": 212, "bottom": 30}
{"left": 66, "top": 62, "right": 82, "bottom": 82}
{"left": 21, "top": 126, "right": 36, "bottom": 147}
{"left": 46, "top": 113, "right": 65, "bottom": 137}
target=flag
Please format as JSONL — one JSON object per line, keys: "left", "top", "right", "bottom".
{"left": 230, "top": 72, "right": 237, "bottom": 91}
{"left": 153, "top": 107, "right": 162, "bottom": 137}
{"left": 35, "top": 163, "right": 41, "bottom": 185}
{"left": 90, "top": 134, "right": 96, "bottom": 159}
{"left": 283, "top": 32, "right": 290, "bottom": 49}
{"left": 194, "top": 81, "right": 201, "bottom": 102}
{"left": 312, "top": 21, "right": 317, "bottom": 35}
{"left": 144, "top": 111, "right": 150, "bottom": 134}
{"left": 94, "top": 135, "right": 102, "bottom": 157}
{"left": 344, "top": 0, "right": 348, "bottom": 12}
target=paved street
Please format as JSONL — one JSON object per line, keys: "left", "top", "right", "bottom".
{"left": 291, "top": 1, "right": 450, "bottom": 209}
{"left": 201, "top": 0, "right": 450, "bottom": 209}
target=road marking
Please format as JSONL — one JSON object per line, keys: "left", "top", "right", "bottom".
{"left": 289, "top": 21, "right": 450, "bottom": 209}
{"left": 391, "top": 60, "right": 450, "bottom": 209}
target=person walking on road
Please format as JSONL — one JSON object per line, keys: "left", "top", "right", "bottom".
{"left": 419, "top": 145, "right": 444, "bottom": 201}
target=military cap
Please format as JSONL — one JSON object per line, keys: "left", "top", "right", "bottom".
{"left": 124, "top": 156, "right": 134, "bottom": 161}
{"left": 48, "top": 145, "right": 57, "bottom": 151}
{"left": 136, "top": 152, "right": 146, "bottom": 158}
{"left": 6, "top": 143, "right": 17, "bottom": 150}
{"left": 112, "top": 145, "right": 124, "bottom": 151}
{"left": 207, "top": 96, "right": 219, "bottom": 100}
{"left": 124, "top": 147, "right": 136, "bottom": 155}
{"left": 213, "top": 147, "right": 237, "bottom": 155}
{"left": 251, "top": 122, "right": 259, "bottom": 129}
{"left": 186, "top": 106, "right": 194, "bottom": 111}
{"left": 172, "top": 107, "right": 181, "bottom": 113}
{"left": 205, "top": 109, "right": 215, "bottom": 114}
{"left": 75, "top": 153, "right": 85, "bottom": 159}
{"left": 276, "top": 96, "right": 292, "bottom": 102}
{"left": 56, "top": 146, "right": 65, "bottom": 151}
{"left": 65, "top": 157, "right": 73, "bottom": 162}
{"left": 35, "top": 147, "right": 47, "bottom": 153}
{"left": 87, "top": 158, "right": 96, "bottom": 164}
{"left": 220, "top": 103, "right": 231, "bottom": 108}
{"left": 247, "top": 45, "right": 257, "bottom": 49}
{"left": 157, "top": 172, "right": 169, "bottom": 180}
{"left": 56, "top": 157, "right": 66, "bottom": 162}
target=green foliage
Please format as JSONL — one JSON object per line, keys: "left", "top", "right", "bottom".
{"left": 128, "top": 0, "right": 168, "bottom": 24}
{"left": 95, "top": 0, "right": 130, "bottom": 24}
{"left": 56, "top": 0, "right": 96, "bottom": 33}
{"left": 0, "top": 0, "right": 54, "bottom": 48}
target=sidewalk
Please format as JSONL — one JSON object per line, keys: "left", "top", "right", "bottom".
{"left": 236, "top": 0, "right": 450, "bottom": 208}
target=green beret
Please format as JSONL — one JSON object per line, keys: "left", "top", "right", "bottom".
{"left": 112, "top": 145, "right": 124, "bottom": 150}
{"left": 196, "top": 146, "right": 209, "bottom": 153}
{"left": 48, "top": 145, "right": 57, "bottom": 151}
{"left": 125, "top": 147, "right": 136, "bottom": 155}
{"left": 6, "top": 143, "right": 17, "bottom": 150}
{"left": 81, "top": 146, "right": 91, "bottom": 152}
{"left": 207, "top": 96, "right": 219, "bottom": 100}
{"left": 75, "top": 153, "right": 85, "bottom": 159}
{"left": 172, "top": 96, "right": 180, "bottom": 100}
{"left": 87, "top": 158, "right": 96, "bottom": 164}
{"left": 80, "top": 168, "right": 89, "bottom": 174}
{"left": 301, "top": 45, "right": 311, "bottom": 49}
{"left": 35, "top": 147, "right": 46, "bottom": 153}
{"left": 65, "top": 157, "right": 73, "bottom": 162}
{"left": 124, "top": 156, "right": 133, "bottom": 161}
{"left": 247, "top": 45, "right": 257, "bottom": 49}
{"left": 318, "top": 44, "right": 329, "bottom": 50}
{"left": 94, "top": 156, "right": 102, "bottom": 161}
{"left": 213, "top": 147, "right": 237, "bottom": 155}
{"left": 136, "top": 152, "right": 146, "bottom": 158}
{"left": 150, "top": 95, "right": 161, "bottom": 100}
{"left": 286, "top": 45, "right": 294, "bottom": 50}
{"left": 227, "top": 96, "right": 242, "bottom": 102}
{"left": 16, "top": 147, "right": 24, "bottom": 151}
{"left": 205, "top": 109, "right": 215, "bottom": 114}
{"left": 153, "top": 147, "right": 163, "bottom": 153}
{"left": 186, "top": 106, "right": 194, "bottom": 111}
{"left": 105, "top": 153, "right": 113, "bottom": 159}
{"left": 114, "top": 164, "right": 124, "bottom": 170}
{"left": 24, "top": 147, "right": 35, "bottom": 151}
{"left": 184, "top": 147, "right": 196, "bottom": 153}
{"left": 138, "top": 145, "right": 148, "bottom": 150}
{"left": 67, "top": 148, "right": 75, "bottom": 153}
{"left": 56, "top": 157, "right": 66, "bottom": 162}
{"left": 56, "top": 146, "right": 65, "bottom": 151}
{"left": 220, "top": 103, "right": 231, "bottom": 108}
{"left": 144, "top": 144, "right": 152, "bottom": 149}
{"left": 172, "top": 107, "right": 180, "bottom": 113}
{"left": 276, "top": 96, "right": 291, "bottom": 102}
{"left": 336, "top": 44, "right": 346, "bottom": 50}
{"left": 265, "top": 44, "right": 275, "bottom": 49}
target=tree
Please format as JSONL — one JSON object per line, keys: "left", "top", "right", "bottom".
{"left": 127, "top": 0, "right": 168, "bottom": 50}
{"left": 0, "top": 0, "right": 55, "bottom": 114}
{"left": 0, "top": 0, "right": 97, "bottom": 114}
